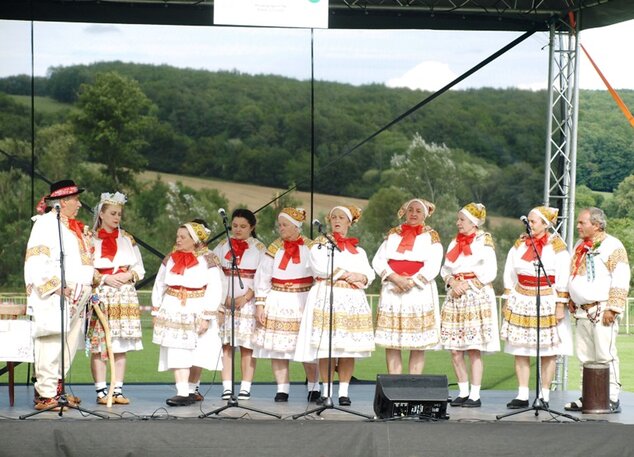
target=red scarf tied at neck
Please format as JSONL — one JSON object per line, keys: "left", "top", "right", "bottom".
{"left": 67, "top": 218, "right": 87, "bottom": 250}
{"left": 445, "top": 232, "right": 476, "bottom": 262}
{"left": 396, "top": 224, "right": 423, "bottom": 253}
{"left": 170, "top": 251, "right": 199, "bottom": 275}
{"left": 333, "top": 232, "right": 359, "bottom": 254}
{"left": 225, "top": 238, "right": 249, "bottom": 265}
{"left": 279, "top": 238, "right": 304, "bottom": 270}
{"left": 572, "top": 239, "right": 594, "bottom": 277}
{"left": 98, "top": 228, "right": 119, "bottom": 261}
{"left": 521, "top": 234, "right": 549, "bottom": 262}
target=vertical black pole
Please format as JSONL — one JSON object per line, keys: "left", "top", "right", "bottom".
{"left": 310, "top": 29, "right": 315, "bottom": 238}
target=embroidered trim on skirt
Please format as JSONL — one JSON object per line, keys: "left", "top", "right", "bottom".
{"left": 87, "top": 283, "right": 143, "bottom": 358}
{"left": 440, "top": 284, "right": 500, "bottom": 352}
{"left": 374, "top": 282, "right": 440, "bottom": 350}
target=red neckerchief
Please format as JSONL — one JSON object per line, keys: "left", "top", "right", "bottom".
{"left": 521, "top": 233, "right": 549, "bottom": 262}
{"left": 279, "top": 238, "right": 304, "bottom": 270}
{"left": 67, "top": 218, "right": 86, "bottom": 250}
{"left": 98, "top": 228, "right": 119, "bottom": 261}
{"left": 572, "top": 238, "right": 594, "bottom": 277}
{"left": 170, "top": 250, "right": 199, "bottom": 275}
{"left": 396, "top": 224, "right": 423, "bottom": 253}
{"left": 225, "top": 238, "right": 249, "bottom": 265}
{"left": 333, "top": 232, "right": 359, "bottom": 254}
{"left": 445, "top": 232, "right": 476, "bottom": 262}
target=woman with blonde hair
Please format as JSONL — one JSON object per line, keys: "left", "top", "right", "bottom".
{"left": 372, "top": 198, "right": 443, "bottom": 375}
{"left": 88, "top": 192, "right": 145, "bottom": 405}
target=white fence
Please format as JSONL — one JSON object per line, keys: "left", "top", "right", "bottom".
{"left": 3, "top": 292, "right": 634, "bottom": 334}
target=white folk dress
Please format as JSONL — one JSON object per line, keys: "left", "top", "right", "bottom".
{"left": 372, "top": 225, "right": 443, "bottom": 350}
{"left": 253, "top": 236, "right": 314, "bottom": 360}
{"left": 213, "top": 236, "right": 266, "bottom": 349}
{"left": 151, "top": 250, "right": 224, "bottom": 371}
{"left": 440, "top": 231, "right": 500, "bottom": 352}
{"left": 295, "top": 235, "right": 376, "bottom": 361}
{"left": 88, "top": 229, "right": 145, "bottom": 356}
{"left": 500, "top": 234, "right": 573, "bottom": 357}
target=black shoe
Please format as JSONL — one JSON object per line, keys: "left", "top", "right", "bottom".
{"left": 540, "top": 399, "right": 550, "bottom": 409}
{"left": 316, "top": 396, "right": 328, "bottom": 405}
{"left": 307, "top": 390, "right": 321, "bottom": 402}
{"left": 338, "top": 396, "right": 351, "bottom": 406}
{"left": 506, "top": 398, "right": 529, "bottom": 409}
{"left": 274, "top": 392, "right": 289, "bottom": 402}
{"left": 564, "top": 397, "right": 583, "bottom": 412}
{"left": 238, "top": 390, "right": 251, "bottom": 401}
{"left": 221, "top": 389, "right": 232, "bottom": 400}
{"left": 462, "top": 398, "right": 481, "bottom": 408}
{"left": 166, "top": 395, "right": 194, "bottom": 407}
{"left": 450, "top": 396, "right": 469, "bottom": 407}
{"left": 610, "top": 400, "right": 621, "bottom": 413}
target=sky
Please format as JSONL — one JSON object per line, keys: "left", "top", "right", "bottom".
{"left": 1, "top": 18, "right": 633, "bottom": 91}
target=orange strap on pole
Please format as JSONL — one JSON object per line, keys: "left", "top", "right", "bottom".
{"left": 580, "top": 43, "right": 634, "bottom": 128}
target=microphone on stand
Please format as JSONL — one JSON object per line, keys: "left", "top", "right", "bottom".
{"left": 312, "top": 219, "right": 323, "bottom": 233}
{"left": 53, "top": 203, "right": 61, "bottom": 211}
{"left": 519, "top": 215, "right": 531, "bottom": 234}
{"left": 218, "top": 208, "right": 228, "bottom": 225}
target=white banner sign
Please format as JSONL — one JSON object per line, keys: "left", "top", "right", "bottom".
{"left": 214, "top": 0, "right": 329, "bottom": 29}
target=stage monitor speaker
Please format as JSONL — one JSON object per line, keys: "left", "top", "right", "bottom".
{"left": 373, "top": 374, "right": 449, "bottom": 419}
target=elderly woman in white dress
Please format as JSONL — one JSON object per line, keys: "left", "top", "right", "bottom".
{"left": 88, "top": 192, "right": 145, "bottom": 405}
{"left": 152, "top": 220, "right": 224, "bottom": 407}
{"left": 295, "top": 206, "right": 375, "bottom": 406}
{"left": 372, "top": 198, "right": 443, "bottom": 374}
{"left": 500, "top": 206, "right": 572, "bottom": 409}
{"left": 212, "top": 208, "right": 266, "bottom": 401}
{"left": 253, "top": 208, "right": 320, "bottom": 402}
{"left": 440, "top": 203, "right": 499, "bottom": 408}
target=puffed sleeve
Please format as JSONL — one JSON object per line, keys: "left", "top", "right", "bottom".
{"left": 354, "top": 248, "right": 375, "bottom": 289}
{"left": 502, "top": 248, "right": 516, "bottom": 299}
{"left": 151, "top": 261, "right": 168, "bottom": 316}
{"left": 554, "top": 248, "right": 571, "bottom": 303}
{"left": 309, "top": 242, "right": 330, "bottom": 278}
{"left": 130, "top": 240, "right": 145, "bottom": 283}
{"left": 201, "top": 263, "right": 224, "bottom": 319}
{"left": 476, "top": 244, "right": 498, "bottom": 286}
{"left": 24, "top": 216, "right": 61, "bottom": 298}
{"left": 605, "top": 240, "right": 631, "bottom": 314}
{"left": 371, "top": 239, "right": 391, "bottom": 281}
{"left": 254, "top": 253, "right": 274, "bottom": 306}
{"left": 418, "top": 239, "right": 443, "bottom": 283}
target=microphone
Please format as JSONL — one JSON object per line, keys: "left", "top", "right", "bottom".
{"left": 218, "top": 208, "right": 228, "bottom": 224}
{"left": 519, "top": 215, "right": 531, "bottom": 234}
{"left": 53, "top": 203, "right": 61, "bottom": 211}
{"left": 312, "top": 219, "right": 323, "bottom": 233}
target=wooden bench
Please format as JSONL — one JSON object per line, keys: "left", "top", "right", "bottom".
{"left": 0, "top": 303, "right": 33, "bottom": 407}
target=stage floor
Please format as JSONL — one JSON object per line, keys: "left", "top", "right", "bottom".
{"left": 1, "top": 382, "right": 632, "bottom": 423}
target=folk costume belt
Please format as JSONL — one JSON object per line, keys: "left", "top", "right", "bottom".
{"left": 271, "top": 276, "right": 313, "bottom": 293}
{"left": 315, "top": 278, "right": 357, "bottom": 289}
{"left": 166, "top": 285, "right": 207, "bottom": 306}
{"left": 452, "top": 272, "right": 477, "bottom": 280}
{"left": 222, "top": 267, "right": 256, "bottom": 279}
{"left": 517, "top": 274, "right": 555, "bottom": 287}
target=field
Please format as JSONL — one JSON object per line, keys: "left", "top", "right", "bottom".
{"left": 11, "top": 95, "right": 74, "bottom": 115}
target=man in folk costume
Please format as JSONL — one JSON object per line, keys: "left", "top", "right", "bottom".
{"left": 25, "top": 180, "right": 94, "bottom": 411}
{"left": 565, "top": 207, "right": 630, "bottom": 413}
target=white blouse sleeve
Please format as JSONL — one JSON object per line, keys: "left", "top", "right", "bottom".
{"left": 254, "top": 254, "right": 274, "bottom": 306}
{"left": 151, "top": 262, "right": 168, "bottom": 316}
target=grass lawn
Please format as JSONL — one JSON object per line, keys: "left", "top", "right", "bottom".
{"left": 7, "top": 312, "right": 633, "bottom": 393}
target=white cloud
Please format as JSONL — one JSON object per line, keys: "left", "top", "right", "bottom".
{"left": 386, "top": 61, "right": 457, "bottom": 91}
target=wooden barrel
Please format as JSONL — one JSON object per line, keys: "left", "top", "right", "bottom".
{"left": 582, "top": 363, "right": 610, "bottom": 414}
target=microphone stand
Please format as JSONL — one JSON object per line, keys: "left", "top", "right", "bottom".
{"left": 21, "top": 207, "right": 108, "bottom": 419}
{"left": 200, "top": 213, "right": 280, "bottom": 419}
{"left": 497, "top": 224, "right": 578, "bottom": 422}
{"left": 293, "top": 224, "right": 372, "bottom": 420}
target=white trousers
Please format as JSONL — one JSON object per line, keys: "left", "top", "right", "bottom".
{"left": 576, "top": 317, "right": 620, "bottom": 402}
